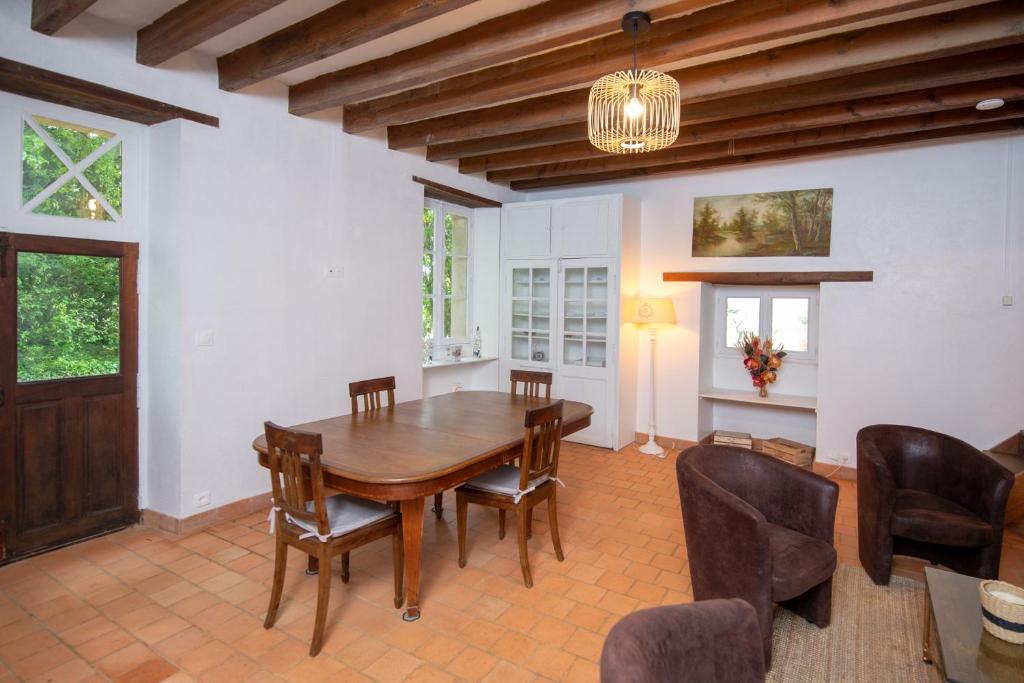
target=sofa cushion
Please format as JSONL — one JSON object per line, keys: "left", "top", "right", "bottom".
{"left": 891, "top": 489, "right": 995, "bottom": 548}
{"left": 766, "top": 523, "right": 837, "bottom": 602}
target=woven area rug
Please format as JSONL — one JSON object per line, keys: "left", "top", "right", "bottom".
{"left": 768, "top": 565, "right": 942, "bottom": 682}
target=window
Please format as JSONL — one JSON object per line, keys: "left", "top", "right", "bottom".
{"left": 717, "top": 287, "right": 817, "bottom": 360}
{"left": 21, "top": 115, "right": 123, "bottom": 221}
{"left": 422, "top": 200, "right": 472, "bottom": 354}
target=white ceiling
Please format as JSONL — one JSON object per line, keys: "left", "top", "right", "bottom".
{"left": 85, "top": 0, "right": 547, "bottom": 86}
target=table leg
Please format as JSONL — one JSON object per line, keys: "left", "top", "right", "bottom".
{"left": 922, "top": 580, "right": 933, "bottom": 664}
{"left": 400, "top": 497, "right": 425, "bottom": 621}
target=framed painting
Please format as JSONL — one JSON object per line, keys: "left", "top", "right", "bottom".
{"left": 692, "top": 188, "right": 833, "bottom": 257}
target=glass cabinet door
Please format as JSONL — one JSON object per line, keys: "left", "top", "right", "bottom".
{"left": 562, "top": 265, "right": 609, "bottom": 368}
{"left": 510, "top": 266, "right": 551, "bottom": 363}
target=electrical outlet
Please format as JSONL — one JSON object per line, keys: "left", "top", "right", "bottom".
{"left": 838, "top": 452, "right": 852, "bottom": 467}
{"left": 193, "top": 491, "right": 211, "bottom": 508}
{"left": 194, "top": 330, "right": 214, "bottom": 347}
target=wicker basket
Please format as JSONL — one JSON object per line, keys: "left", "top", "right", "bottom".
{"left": 979, "top": 579, "right": 1024, "bottom": 644}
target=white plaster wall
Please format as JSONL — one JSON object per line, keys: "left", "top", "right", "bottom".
{"left": 0, "top": 1, "right": 521, "bottom": 517}
{"left": 528, "top": 134, "right": 1024, "bottom": 466}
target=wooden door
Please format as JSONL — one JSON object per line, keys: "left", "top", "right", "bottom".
{"left": 0, "top": 233, "right": 139, "bottom": 562}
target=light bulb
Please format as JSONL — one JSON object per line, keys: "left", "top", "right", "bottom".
{"left": 624, "top": 97, "right": 644, "bottom": 120}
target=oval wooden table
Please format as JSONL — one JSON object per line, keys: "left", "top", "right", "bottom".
{"left": 251, "top": 390, "right": 593, "bottom": 621}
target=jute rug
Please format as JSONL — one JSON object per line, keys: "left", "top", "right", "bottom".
{"left": 768, "top": 565, "right": 942, "bottom": 682}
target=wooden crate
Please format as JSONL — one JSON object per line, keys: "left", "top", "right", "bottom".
{"left": 761, "top": 437, "right": 815, "bottom": 468}
{"left": 711, "top": 430, "right": 752, "bottom": 448}
{"left": 987, "top": 431, "right": 1023, "bottom": 524}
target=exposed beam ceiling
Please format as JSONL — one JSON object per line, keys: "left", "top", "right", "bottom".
{"left": 31, "top": 0, "right": 97, "bottom": 35}
{"left": 344, "top": 0, "right": 989, "bottom": 132}
{"left": 388, "top": 43, "right": 1024, "bottom": 149}
{"left": 137, "top": 0, "right": 288, "bottom": 67}
{"left": 287, "top": 0, "right": 728, "bottom": 115}
{"left": 217, "top": 0, "right": 479, "bottom": 92}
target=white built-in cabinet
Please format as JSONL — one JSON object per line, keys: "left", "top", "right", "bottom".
{"left": 500, "top": 194, "right": 640, "bottom": 449}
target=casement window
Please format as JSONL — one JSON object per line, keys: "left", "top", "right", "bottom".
{"left": 422, "top": 199, "right": 472, "bottom": 353}
{"left": 21, "top": 115, "right": 123, "bottom": 222}
{"left": 715, "top": 287, "right": 818, "bottom": 361}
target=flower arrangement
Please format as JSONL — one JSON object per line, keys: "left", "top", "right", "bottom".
{"left": 738, "top": 332, "right": 786, "bottom": 398}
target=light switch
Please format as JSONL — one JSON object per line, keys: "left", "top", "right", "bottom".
{"left": 1003, "top": 295, "right": 1014, "bottom": 306}
{"left": 195, "top": 330, "right": 214, "bottom": 347}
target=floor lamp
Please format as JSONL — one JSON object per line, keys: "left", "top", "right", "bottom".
{"left": 629, "top": 297, "right": 676, "bottom": 458}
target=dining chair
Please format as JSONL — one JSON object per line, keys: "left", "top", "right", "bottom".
{"left": 510, "top": 369, "right": 553, "bottom": 399}
{"left": 263, "top": 421, "right": 404, "bottom": 656}
{"left": 349, "top": 375, "right": 396, "bottom": 413}
{"left": 456, "top": 400, "right": 566, "bottom": 587}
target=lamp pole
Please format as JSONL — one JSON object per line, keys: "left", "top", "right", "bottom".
{"left": 638, "top": 326, "right": 664, "bottom": 458}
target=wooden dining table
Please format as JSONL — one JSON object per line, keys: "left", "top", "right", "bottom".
{"left": 251, "top": 390, "right": 593, "bottom": 621}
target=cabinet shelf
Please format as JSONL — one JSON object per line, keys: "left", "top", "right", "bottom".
{"left": 698, "top": 388, "right": 817, "bottom": 412}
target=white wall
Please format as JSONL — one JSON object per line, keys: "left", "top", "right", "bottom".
{"left": 0, "top": 1, "right": 521, "bottom": 516}
{"left": 528, "top": 134, "right": 1024, "bottom": 466}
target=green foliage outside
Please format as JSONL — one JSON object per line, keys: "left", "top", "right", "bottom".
{"left": 422, "top": 208, "right": 463, "bottom": 343}
{"left": 22, "top": 117, "right": 122, "bottom": 221}
{"left": 18, "top": 253, "right": 120, "bottom": 382}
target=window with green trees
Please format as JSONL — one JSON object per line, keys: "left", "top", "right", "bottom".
{"left": 17, "top": 252, "right": 121, "bottom": 382}
{"left": 422, "top": 200, "right": 471, "bottom": 356}
{"left": 22, "top": 115, "right": 123, "bottom": 221}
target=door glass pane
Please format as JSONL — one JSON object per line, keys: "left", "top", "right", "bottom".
{"left": 449, "top": 297, "right": 468, "bottom": 339}
{"left": 771, "top": 298, "right": 810, "bottom": 352}
{"left": 22, "top": 122, "right": 67, "bottom": 204}
{"left": 563, "top": 335, "right": 583, "bottom": 366}
{"left": 423, "top": 207, "right": 435, "bottom": 251}
{"left": 34, "top": 116, "right": 113, "bottom": 164}
{"left": 18, "top": 252, "right": 120, "bottom": 382}
{"left": 512, "top": 268, "right": 530, "bottom": 298}
{"left": 447, "top": 213, "right": 469, "bottom": 255}
{"left": 449, "top": 256, "right": 468, "bottom": 297}
{"left": 531, "top": 335, "right": 549, "bottom": 363}
{"left": 83, "top": 143, "right": 123, "bottom": 213}
{"left": 725, "top": 297, "right": 760, "bottom": 348}
{"left": 422, "top": 297, "right": 433, "bottom": 342}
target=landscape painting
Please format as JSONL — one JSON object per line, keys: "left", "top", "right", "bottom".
{"left": 692, "top": 188, "right": 833, "bottom": 257}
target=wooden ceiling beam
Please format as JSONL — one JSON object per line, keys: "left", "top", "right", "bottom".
{"left": 137, "top": 0, "right": 287, "bottom": 67}
{"left": 217, "top": 0, "right": 477, "bottom": 92}
{"left": 345, "top": 0, "right": 985, "bottom": 132}
{"left": 388, "top": 44, "right": 1024, "bottom": 149}
{"left": 31, "top": 0, "right": 97, "bottom": 35}
{"left": 461, "top": 76, "right": 1024, "bottom": 174}
{"left": 505, "top": 117, "right": 1024, "bottom": 190}
{"left": 288, "top": 0, "right": 724, "bottom": 115}
{"left": 426, "top": 124, "right": 588, "bottom": 162}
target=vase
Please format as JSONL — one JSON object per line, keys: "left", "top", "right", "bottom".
{"left": 758, "top": 385, "right": 769, "bottom": 398}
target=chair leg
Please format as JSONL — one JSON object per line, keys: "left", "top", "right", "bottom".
{"left": 392, "top": 530, "right": 404, "bottom": 609}
{"left": 310, "top": 546, "right": 331, "bottom": 657}
{"left": 306, "top": 554, "right": 319, "bottom": 576}
{"left": 516, "top": 504, "right": 533, "bottom": 588}
{"left": 264, "top": 537, "right": 287, "bottom": 629}
{"left": 526, "top": 508, "right": 533, "bottom": 539}
{"left": 781, "top": 576, "right": 834, "bottom": 629}
{"left": 548, "top": 494, "right": 564, "bottom": 562}
{"left": 433, "top": 492, "right": 444, "bottom": 520}
{"left": 340, "top": 552, "right": 350, "bottom": 584}
{"left": 457, "top": 492, "right": 468, "bottom": 569}
{"left": 498, "top": 510, "right": 506, "bottom": 540}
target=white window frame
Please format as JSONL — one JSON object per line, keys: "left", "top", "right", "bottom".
{"left": 20, "top": 113, "right": 124, "bottom": 222}
{"left": 423, "top": 199, "right": 473, "bottom": 356}
{"left": 714, "top": 286, "right": 819, "bottom": 362}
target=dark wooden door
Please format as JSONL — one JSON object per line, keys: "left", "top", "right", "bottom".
{"left": 0, "top": 232, "right": 139, "bottom": 562}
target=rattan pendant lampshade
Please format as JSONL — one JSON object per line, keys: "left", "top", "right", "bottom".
{"left": 588, "top": 12, "right": 680, "bottom": 154}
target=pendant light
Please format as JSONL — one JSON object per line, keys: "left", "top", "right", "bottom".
{"left": 588, "top": 12, "right": 680, "bottom": 154}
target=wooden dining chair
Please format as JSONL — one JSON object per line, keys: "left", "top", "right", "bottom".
{"left": 510, "top": 369, "right": 553, "bottom": 399}
{"left": 349, "top": 376, "right": 396, "bottom": 413}
{"left": 456, "top": 401, "right": 566, "bottom": 587}
{"left": 263, "top": 421, "right": 404, "bottom": 656}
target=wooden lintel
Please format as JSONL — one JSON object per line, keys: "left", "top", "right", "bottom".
{"left": 662, "top": 271, "right": 874, "bottom": 285}
{"left": 31, "top": 0, "right": 97, "bottom": 35}
{"left": 0, "top": 58, "right": 218, "bottom": 128}
{"left": 412, "top": 177, "right": 502, "bottom": 209}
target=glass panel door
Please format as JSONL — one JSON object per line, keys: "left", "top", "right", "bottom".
{"left": 510, "top": 265, "right": 552, "bottom": 363}
{"left": 562, "top": 264, "right": 609, "bottom": 368}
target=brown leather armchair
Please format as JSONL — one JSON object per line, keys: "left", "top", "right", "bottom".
{"left": 857, "top": 425, "right": 1014, "bottom": 585}
{"left": 600, "top": 599, "right": 765, "bottom": 683}
{"left": 677, "top": 445, "right": 839, "bottom": 667}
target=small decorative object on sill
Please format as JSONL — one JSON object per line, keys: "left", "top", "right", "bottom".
{"left": 712, "top": 430, "right": 752, "bottom": 449}
{"left": 739, "top": 332, "right": 786, "bottom": 398}
{"left": 761, "top": 437, "right": 814, "bottom": 468}
{"left": 472, "top": 326, "right": 482, "bottom": 358}
{"left": 423, "top": 336, "right": 433, "bottom": 362}
{"left": 450, "top": 345, "right": 463, "bottom": 361}
{"left": 979, "top": 579, "right": 1024, "bottom": 644}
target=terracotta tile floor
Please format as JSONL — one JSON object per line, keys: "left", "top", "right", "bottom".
{"left": 1, "top": 442, "right": 1021, "bottom": 682}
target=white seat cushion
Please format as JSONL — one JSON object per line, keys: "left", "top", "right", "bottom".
{"left": 461, "top": 464, "right": 548, "bottom": 497}
{"left": 287, "top": 494, "right": 394, "bottom": 539}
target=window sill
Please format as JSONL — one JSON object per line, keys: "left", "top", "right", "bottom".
{"left": 422, "top": 355, "right": 498, "bottom": 370}
{"left": 698, "top": 388, "right": 817, "bottom": 412}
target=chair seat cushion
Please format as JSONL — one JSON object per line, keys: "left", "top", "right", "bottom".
{"left": 459, "top": 464, "right": 548, "bottom": 498}
{"left": 891, "top": 489, "right": 995, "bottom": 547}
{"left": 766, "top": 522, "right": 837, "bottom": 602}
{"left": 288, "top": 494, "right": 394, "bottom": 539}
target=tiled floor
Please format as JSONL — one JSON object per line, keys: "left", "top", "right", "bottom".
{"left": 0, "top": 442, "right": 1021, "bottom": 682}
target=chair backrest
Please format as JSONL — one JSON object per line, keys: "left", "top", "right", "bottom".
{"left": 264, "top": 421, "right": 329, "bottom": 536}
{"left": 510, "top": 369, "right": 552, "bottom": 399}
{"left": 349, "top": 376, "right": 396, "bottom": 414}
{"left": 520, "top": 400, "right": 564, "bottom": 489}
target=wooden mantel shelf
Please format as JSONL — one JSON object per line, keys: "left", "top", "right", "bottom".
{"left": 663, "top": 271, "right": 873, "bottom": 285}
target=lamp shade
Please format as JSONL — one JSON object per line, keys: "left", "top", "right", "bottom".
{"left": 628, "top": 297, "right": 676, "bottom": 326}
{"left": 588, "top": 69, "right": 680, "bottom": 154}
